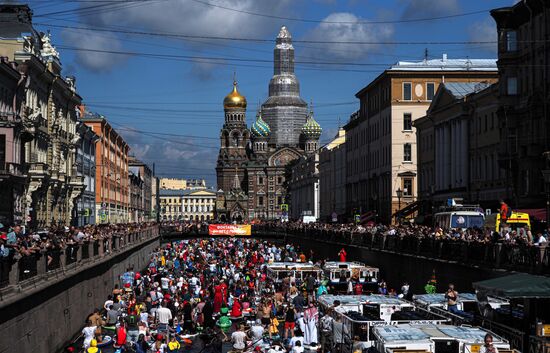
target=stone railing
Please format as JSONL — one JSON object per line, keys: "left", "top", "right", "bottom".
{"left": 0, "top": 226, "right": 160, "bottom": 294}
{"left": 254, "top": 225, "right": 550, "bottom": 275}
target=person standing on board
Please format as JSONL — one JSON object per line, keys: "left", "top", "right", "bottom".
{"left": 338, "top": 248, "right": 347, "bottom": 262}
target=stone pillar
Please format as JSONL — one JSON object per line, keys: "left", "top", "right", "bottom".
{"left": 447, "top": 120, "right": 458, "bottom": 188}
{"left": 98, "top": 238, "right": 105, "bottom": 257}
{"left": 461, "top": 119, "right": 468, "bottom": 188}
{"left": 37, "top": 250, "right": 47, "bottom": 276}
{"left": 8, "top": 256, "right": 19, "bottom": 285}
{"left": 444, "top": 123, "right": 450, "bottom": 189}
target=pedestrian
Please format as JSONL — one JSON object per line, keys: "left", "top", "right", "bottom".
{"left": 445, "top": 283, "right": 459, "bottom": 314}
{"left": 338, "top": 248, "right": 347, "bottom": 262}
{"left": 284, "top": 305, "right": 297, "bottom": 339}
{"left": 231, "top": 324, "right": 247, "bottom": 351}
{"left": 480, "top": 333, "right": 499, "bottom": 353}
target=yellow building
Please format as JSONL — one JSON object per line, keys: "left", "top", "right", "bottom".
{"left": 159, "top": 178, "right": 206, "bottom": 190}
{"left": 160, "top": 189, "right": 216, "bottom": 221}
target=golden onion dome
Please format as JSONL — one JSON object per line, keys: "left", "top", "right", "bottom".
{"left": 223, "top": 80, "right": 247, "bottom": 109}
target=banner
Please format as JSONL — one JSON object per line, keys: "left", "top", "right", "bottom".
{"left": 208, "top": 224, "right": 251, "bottom": 236}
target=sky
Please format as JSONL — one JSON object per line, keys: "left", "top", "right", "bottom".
{"left": 22, "top": 0, "right": 513, "bottom": 186}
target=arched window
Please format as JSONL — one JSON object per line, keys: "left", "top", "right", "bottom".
{"left": 232, "top": 133, "right": 239, "bottom": 147}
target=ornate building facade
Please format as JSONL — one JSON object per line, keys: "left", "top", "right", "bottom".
{"left": 215, "top": 26, "right": 321, "bottom": 222}
{"left": 0, "top": 5, "right": 85, "bottom": 228}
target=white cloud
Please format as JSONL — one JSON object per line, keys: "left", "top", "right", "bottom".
{"left": 61, "top": 30, "right": 125, "bottom": 72}
{"left": 401, "top": 0, "right": 459, "bottom": 19}
{"left": 467, "top": 17, "right": 497, "bottom": 55}
{"left": 301, "top": 12, "right": 394, "bottom": 61}
{"left": 189, "top": 59, "right": 224, "bottom": 80}
{"left": 67, "top": 0, "right": 294, "bottom": 72}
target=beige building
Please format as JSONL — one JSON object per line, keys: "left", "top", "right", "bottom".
{"left": 347, "top": 56, "right": 498, "bottom": 223}
{"left": 160, "top": 188, "right": 216, "bottom": 221}
{"left": 0, "top": 5, "right": 85, "bottom": 228}
{"left": 160, "top": 178, "right": 206, "bottom": 190}
{"left": 319, "top": 127, "right": 346, "bottom": 222}
{"left": 415, "top": 82, "right": 505, "bottom": 212}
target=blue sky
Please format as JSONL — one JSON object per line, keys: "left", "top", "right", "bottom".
{"left": 25, "top": 0, "right": 511, "bottom": 185}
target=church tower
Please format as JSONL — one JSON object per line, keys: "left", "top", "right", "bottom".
{"left": 301, "top": 105, "right": 322, "bottom": 153}
{"left": 251, "top": 109, "right": 271, "bottom": 159}
{"left": 216, "top": 79, "right": 250, "bottom": 193}
{"left": 262, "top": 26, "right": 308, "bottom": 147}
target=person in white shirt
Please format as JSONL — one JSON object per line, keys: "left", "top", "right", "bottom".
{"left": 155, "top": 302, "right": 172, "bottom": 333}
{"left": 292, "top": 341, "right": 304, "bottom": 353}
{"left": 249, "top": 320, "right": 265, "bottom": 346}
{"left": 81, "top": 320, "right": 97, "bottom": 349}
{"left": 231, "top": 324, "right": 247, "bottom": 351}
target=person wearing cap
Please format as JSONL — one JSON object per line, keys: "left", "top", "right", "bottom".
{"left": 249, "top": 319, "right": 265, "bottom": 347}
{"left": 86, "top": 339, "right": 101, "bottom": 353}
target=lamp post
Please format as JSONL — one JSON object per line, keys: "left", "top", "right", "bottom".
{"left": 396, "top": 187, "right": 403, "bottom": 223}
{"left": 544, "top": 152, "right": 550, "bottom": 228}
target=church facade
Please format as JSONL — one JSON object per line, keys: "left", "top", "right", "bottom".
{"left": 215, "top": 26, "right": 321, "bottom": 222}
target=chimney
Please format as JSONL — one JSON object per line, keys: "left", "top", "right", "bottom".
{"left": 442, "top": 53, "right": 447, "bottom": 61}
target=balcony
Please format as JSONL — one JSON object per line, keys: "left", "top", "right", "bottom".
{"left": 28, "top": 162, "right": 48, "bottom": 176}
{"left": 0, "top": 162, "right": 27, "bottom": 180}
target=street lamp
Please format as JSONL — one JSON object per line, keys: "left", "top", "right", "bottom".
{"left": 543, "top": 152, "right": 550, "bottom": 228}
{"left": 396, "top": 187, "right": 403, "bottom": 223}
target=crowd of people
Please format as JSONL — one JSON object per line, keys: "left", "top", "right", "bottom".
{"left": 0, "top": 222, "right": 157, "bottom": 286}
{"left": 74, "top": 238, "right": 350, "bottom": 353}
{"left": 256, "top": 220, "right": 548, "bottom": 247}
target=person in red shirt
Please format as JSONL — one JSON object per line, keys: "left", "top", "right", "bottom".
{"left": 500, "top": 199, "right": 510, "bottom": 233}
{"left": 230, "top": 299, "right": 242, "bottom": 317}
{"left": 113, "top": 319, "right": 127, "bottom": 348}
{"left": 354, "top": 282, "right": 363, "bottom": 295}
{"left": 338, "top": 248, "right": 347, "bottom": 262}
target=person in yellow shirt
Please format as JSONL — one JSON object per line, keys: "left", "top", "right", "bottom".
{"left": 268, "top": 313, "right": 280, "bottom": 339}
{"left": 167, "top": 335, "right": 181, "bottom": 352}
{"left": 86, "top": 339, "right": 102, "bottom": 353}
{"left": 161, "top": 255, "right": 166, "bottom": 267}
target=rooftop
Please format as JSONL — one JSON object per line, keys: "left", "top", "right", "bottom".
{"left": 390, "top": 55, "right": 497, "bottom": 72}
{"left": 444, "top": 82, "right": 491, "bottom": 98}
{"left": 159, "top": 188, "right": 216, "bottom": 197}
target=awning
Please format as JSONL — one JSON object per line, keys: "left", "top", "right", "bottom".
{"left": 473, "top": 273, "right": 550, "bottom": 299}
{"left": 516, "top": 208, "right": 547, "bottom": 222}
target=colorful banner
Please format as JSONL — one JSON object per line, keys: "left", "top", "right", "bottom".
{"left": 208, "top": 224, "right": 251, "bottom": 236}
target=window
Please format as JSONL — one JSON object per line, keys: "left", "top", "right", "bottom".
{"left": 277, "top": 196, "right": 282, "bottom": 205}
{"left": 426, "top": 83, "right": 435, "bottom": 100}
{"left": 0, "top": 134, "right": 5, "bottom": 167}
{"left": 403, "top": 178, "right": 413, "bottom": 196}
{"left": 258, "top": 196, "right": 264, "bottom": 206}
{"left": 258, "top": 176, "right": 264, "bottom": 185}
{"left": 403, "top": 143, "right": 412, "bottom": 162}
{"left": 403, "top": 82, "right": 412, "bottom": 100}
{"left": 507, "top": 77, "right": 518, "bottom": 95}
{"left": 506, "top": 30, "right": 517, "bottom": 51}
{"left": 403, "top": 113, "right": 412, "bottom": 131}
{"left": 277, "top": 176, "right": 283, "bottom": 184}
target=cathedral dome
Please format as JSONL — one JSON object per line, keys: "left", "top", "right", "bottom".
{"left": 223, "top": 80, "right": 247, "bottom": 109}
{"left": 302, "top": 113, "right": 322, "bottom": 139}
{"left": 251, "top": 112, "right": 271, "bottom": 138}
